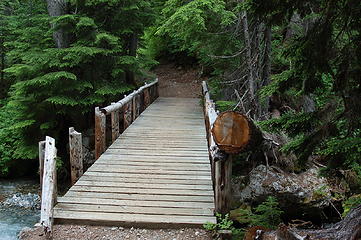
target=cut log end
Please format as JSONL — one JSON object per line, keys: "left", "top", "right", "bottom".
{"left": 211, "top": 111, "right": 259, "bottom": 154}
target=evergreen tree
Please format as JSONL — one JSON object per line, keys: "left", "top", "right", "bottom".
{"left": 249, "top": 0, "right": 361, "bottom": 178}
{"left": 0, "top": 0, "right": 155, "bottom": 176}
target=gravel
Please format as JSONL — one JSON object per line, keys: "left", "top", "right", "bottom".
{"left": 19, "top": 225, "right": 212, "bottom": 240}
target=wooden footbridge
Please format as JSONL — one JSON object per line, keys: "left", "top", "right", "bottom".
{"left": 38, "top": 79, "right": 234, "bottom": 233}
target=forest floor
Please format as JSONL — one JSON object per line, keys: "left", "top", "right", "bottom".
{"left": 19, "top": 63, "right": 212, "bottom": 240}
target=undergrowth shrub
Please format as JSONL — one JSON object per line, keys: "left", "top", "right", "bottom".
{"left": 204, "top": 196, "right": 283, "bottom": 239}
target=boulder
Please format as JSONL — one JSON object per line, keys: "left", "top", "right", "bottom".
{"left": 233, "top": 165, "right": 333, "bottom": 221}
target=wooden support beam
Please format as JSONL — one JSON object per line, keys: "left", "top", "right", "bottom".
{"left": 95, "top": 107, "right": 106, "bottom": 160}
{"left": 40, "top": 136, "right": 57, "bottom": 238}
{"left": 110, "top": 103, "right": 120, "bottom": 142}
{"left": 69, "top": 127, "right": 83, "bottom": 185}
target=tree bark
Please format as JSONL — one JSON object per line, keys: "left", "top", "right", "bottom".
{"left": 259, "top": 25, "right": 272, "bottom": 119}
{"left": 242, "top": 11, "right": 256, "bottom": 104}
{"left": 305, "top": 205, "right": 361, "bottom": 240}
{"left": 126, "top": 33, "right": 138, "bottom": 86}
{"left": 46, "top": 0, "right": 69, "bottom": 48}
{"left": 0, "top": 37, "right": 5, "bottom": 98}
{"left": 257, "top": 205, "right": 361, "bottom": 240}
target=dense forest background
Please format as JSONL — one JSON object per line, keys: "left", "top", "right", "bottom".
{"left": 0, "top": 0, "right": 360, "bottom": 237}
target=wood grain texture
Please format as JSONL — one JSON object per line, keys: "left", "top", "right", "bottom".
{"left": 54, "top": 97, "right": 216, "bottom": 227}
{"left": 40, "top": 136, "right": 57, "bottom": 235}
{"left": 95, "top": 107, "right": 106, "bottom": 160}
{"left": 69, "top": 127, "right": 83, "bottom": 185}
{"left": 110, "top": 105, "right": 120, "bottom": 142}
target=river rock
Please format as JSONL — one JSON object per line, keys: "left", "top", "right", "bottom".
{"left": 233, "top": 165, "right": 332, "bottom": 219}
{"left": 1, "top": 193, "right": 40, "bottom": 209}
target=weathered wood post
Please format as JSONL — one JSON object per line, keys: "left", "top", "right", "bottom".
{"left": 40, "top": 136, "right": 57, "bottom": 238}
{"left": 110, "top": 103, "right": 120, "bottom": 142}
{"left": 214, "top": 156, "right": 232, "bottom": 215}
{"left": 95, "top": 107, "right": 106, "bottom": 160}
{"left": 132, "top": 93, "right": 141, "bottom": 121}
{"left": 155, "top": 78, "right": 159, "bottom": 98}
{"left": 144, "top": 86, "right": 150, "bottom": 108}
{"left": 39, "top": 141, "right": 46, "bottom": 194}
{"left": 69, "top": 127, "right": 83, "bottom": 185}
{"left": 131, "top": 92, "right": 137, "bottom": 122}
{"left": 123, "top": 101, "right": 132, "bottom": 130}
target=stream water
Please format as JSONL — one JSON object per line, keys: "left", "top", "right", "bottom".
{"left": 0, "top": 179, "right": 40, "bottom": 240}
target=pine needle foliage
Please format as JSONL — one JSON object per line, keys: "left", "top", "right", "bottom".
{"left": 248, "top": 0, "right": 361, "bottom": 174}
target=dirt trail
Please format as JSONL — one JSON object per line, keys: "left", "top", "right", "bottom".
{"left": 153, "top": 62, "right": 206, "bottom": 98}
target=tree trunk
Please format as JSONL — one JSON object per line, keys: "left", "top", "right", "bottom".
{"left": 46, "top": 0, "right": 69, "bottom": 48}
{"left": 125, "top": 33, "right": 138, "bottom": 87}
{"left": 305, "top": 205, "right": 361, "bottom": 240}
{"left": 0, "top": 37, "right": 5, "bottom": 98}
{"left": 258, "top": 25, "right": 272, "bottom": 119}
{"left": 242, "top": 11, "right": 256, "bottom": 105}
{"left": 302, "top": 95, "right": 316, "bottom": 113}
{"left": 257, "top": 205, "right": 361, "bottom": 240}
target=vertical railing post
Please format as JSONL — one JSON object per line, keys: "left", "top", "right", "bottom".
{"left": 110, "top": 103, "right": 120, "bottom": 142}
{"left": 40, "top": 136, "right": 57, "bottom": 238}
{"left": 155, "top": 78, "right": 159, "bottom": 98}
{"left": 123, "top": 102, "right": 132, "bottom": 130}
{"left": 132, "top": 93, "right": 136, "bottom": 122}
{"left": 144, "top": 87, "right": 150, "bottom": 108}
{"left": 215, "top": 155, "right": 232, "bottom": 215}
{"left": 69, "top": 127, "right": 83, "bottom": 185}
{"left": 38, "top": 140, "right": 45, "bottom": 195}
{"left": 95, "top": 107, "right": 106, "bottom": 160}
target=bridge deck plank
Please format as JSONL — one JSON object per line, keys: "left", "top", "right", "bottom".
{"left": 53, "top": 97, "right": 216, "bottom": 227}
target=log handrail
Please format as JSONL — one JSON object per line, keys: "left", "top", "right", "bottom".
{"left": 202, "top": 81, "right": 220, "bottom": 161}
{"left": 95, "top": 78, "right": 159, "bottom": 159}
{"left": 100, "top": 79, "right": 158, "bottom": 115}
{"left": 202, "top": 81, "right": 231, "bottom": 215}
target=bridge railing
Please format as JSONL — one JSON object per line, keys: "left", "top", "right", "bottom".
{"left": 202, "top": 81, "right": 231, "bottom": 215}
{"left": 95, "top": 79, "right": 159, "bottom": 159}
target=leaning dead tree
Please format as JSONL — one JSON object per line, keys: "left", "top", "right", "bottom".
{"left": 252, "top": 205, "right": 361, "bottom": 240}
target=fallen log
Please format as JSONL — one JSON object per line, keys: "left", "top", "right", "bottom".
{"left": 211, "top": 111, "right": 263, "bottom": 154}
{"left": 249, "top": 205, "right": 361, "bottom": 240}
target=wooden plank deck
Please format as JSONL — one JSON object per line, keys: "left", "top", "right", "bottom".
{"left": 53, "top": 97, "right": 216, "bottom": 227}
